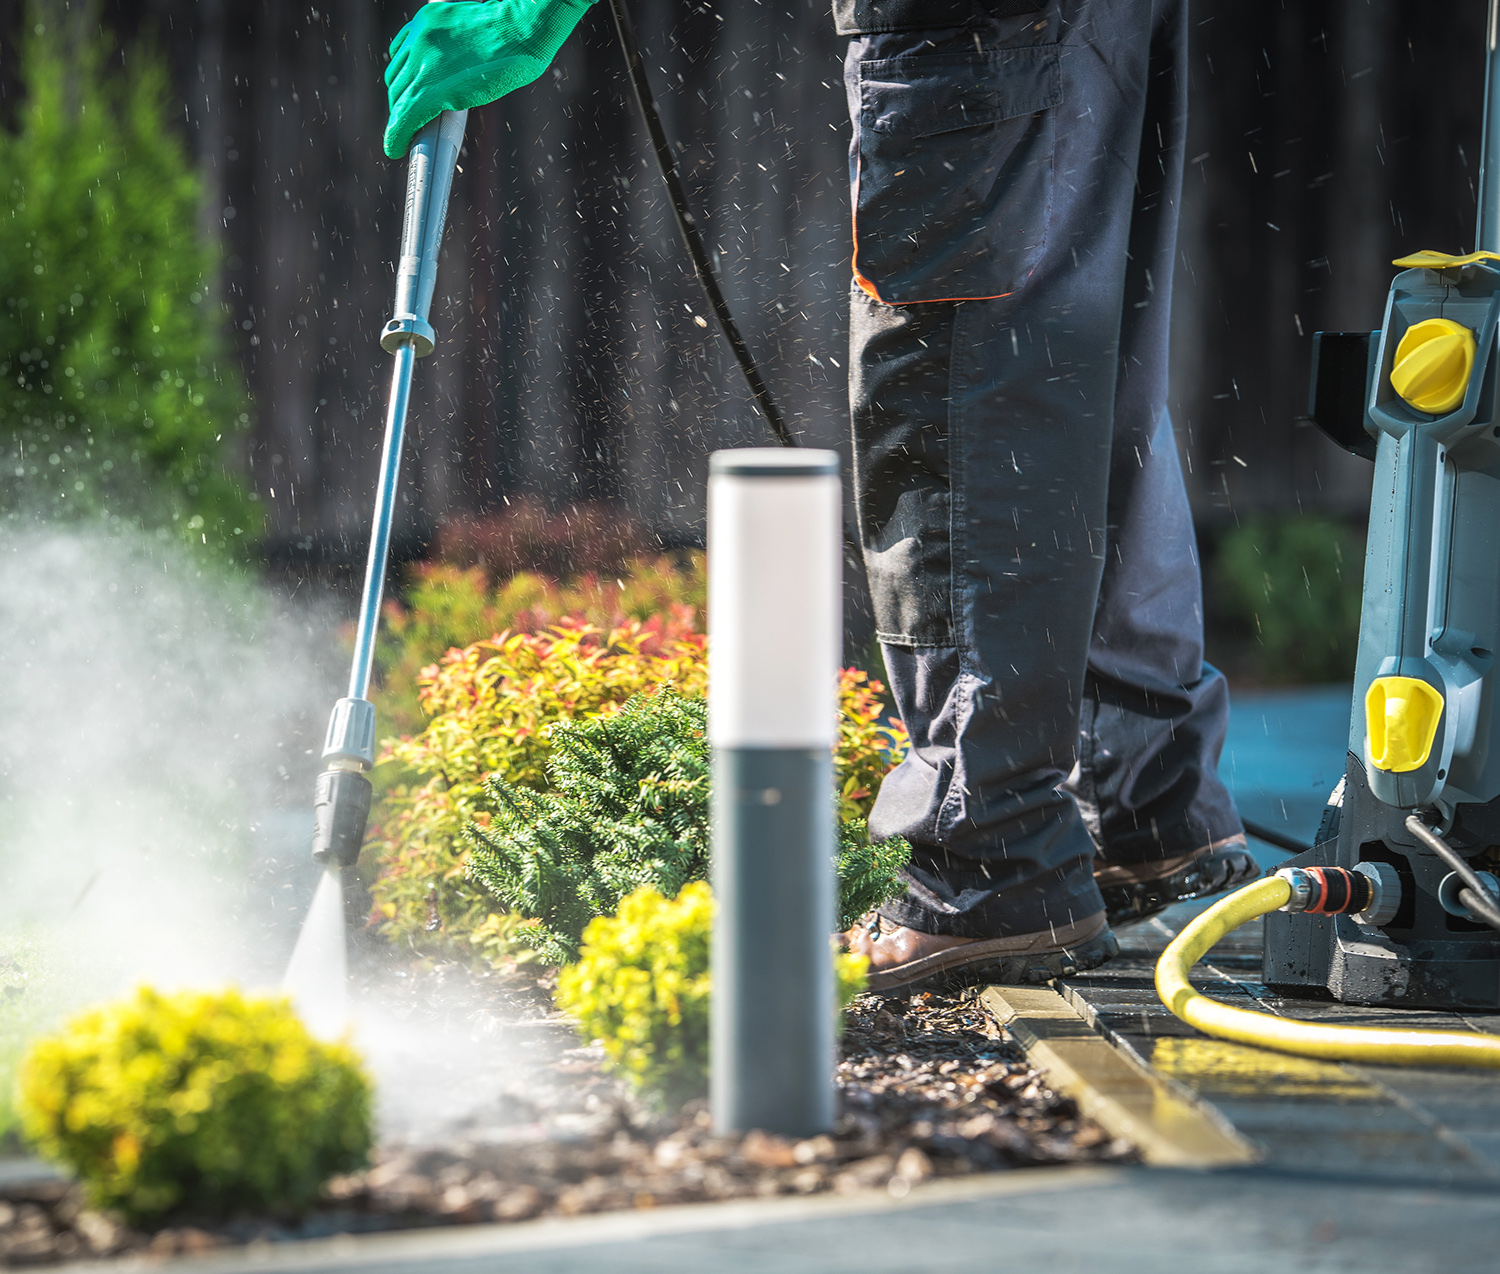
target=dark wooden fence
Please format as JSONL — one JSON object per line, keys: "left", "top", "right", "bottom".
{"left": 5, "top": 0, "right": 1491, "bottom": 560}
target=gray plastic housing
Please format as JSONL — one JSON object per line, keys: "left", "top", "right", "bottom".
{"left": 1349, "top": 258, "right": 1500, "bottom": 811}
{"left": 1437, "top": 868, "right": 1500, "bottom": 921}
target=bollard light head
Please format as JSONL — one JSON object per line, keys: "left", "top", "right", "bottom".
{"left": 707, "top": 449, "right": 842, "bottom": 751}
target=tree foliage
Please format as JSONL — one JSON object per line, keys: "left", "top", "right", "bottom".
{"left": 0, "top": 5, "right": 257, "bottom": 545}
{"left": 1215, "top": 514, "right": 1365, "bottom": 683}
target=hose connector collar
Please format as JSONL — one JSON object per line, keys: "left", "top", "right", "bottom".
{"left": 1275, "top": 865, "right": 1379, "bottom": 917}
{"left": 380, "top": 313, "right": 436, "bottom": 357}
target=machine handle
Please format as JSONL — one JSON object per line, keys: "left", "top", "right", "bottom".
{"left": 381, "top": 1, "right": 470, "bottom": 355}
{"left": 382, "top": 108, "right": 469, "bottom": 355}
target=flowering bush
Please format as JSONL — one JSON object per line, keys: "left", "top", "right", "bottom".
{"left": 17, "top": 987, "right": 371, "bottom": 1222}
{"left": 837, "top": 666, "right": 908, "bottom": 822}
{"left": 373, "top": 552, "right": 705, "bottom": 737}
{"left": 555, "top": 883, "right": 868, "bottom": 1103}
{"left": 366, "top": 614, "right": 909, "bottom": 959}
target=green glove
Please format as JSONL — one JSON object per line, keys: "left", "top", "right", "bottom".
{"left": 384, "top": 0, "right": 595, "bottom": 158}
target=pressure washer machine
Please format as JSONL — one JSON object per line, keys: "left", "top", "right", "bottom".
{"left": 1254, "top": 14, "right": 1500, "bottom": 1012}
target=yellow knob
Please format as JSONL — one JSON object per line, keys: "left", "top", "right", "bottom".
{"left": 1365, "top": 676, "right": 1444, "bottom": 773}
{"left": 1390, "top": 318, "right": 1477, "bottom": 415}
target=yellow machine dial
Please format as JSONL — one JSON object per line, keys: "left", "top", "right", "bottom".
{"left": 1389, "top": 318, "right": 1477, "bottom": 415}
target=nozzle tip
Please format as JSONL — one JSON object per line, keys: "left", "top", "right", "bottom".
{"left": 312, "top": 768, "right": 372, "bottom": 867}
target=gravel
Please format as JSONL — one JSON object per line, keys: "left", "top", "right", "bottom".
{"left": 1, "top": 967, "right": 1132, "bottom": 1267}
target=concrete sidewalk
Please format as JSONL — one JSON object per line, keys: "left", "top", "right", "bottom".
{"left": 78, "top": 1166, "right": 1497, "bottom": 1274}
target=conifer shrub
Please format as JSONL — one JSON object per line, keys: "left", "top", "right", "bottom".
{"left": 16, "top": 987, "right": 372, "bottom": 1223}
{"left": 366, "top": 617, "right": 909, "bottom": 958}
{"left": 555, "top": 882, "right": 868, "bottom": 1103}
{"left": 466, "top": 689, "right": 910, "bottom": 963}
{"left": 0, "top": 5, "right": 257, "bottom": 547}
{"left": 366, "top": 619, "right": 710, "bottom": 948}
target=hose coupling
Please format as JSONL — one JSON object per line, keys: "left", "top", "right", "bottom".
{"left": 1437, "top": 867, "right": 1500, "bottom": 922}
{"left": 1275, "top": 864, "right": 1394, "bottom": 920}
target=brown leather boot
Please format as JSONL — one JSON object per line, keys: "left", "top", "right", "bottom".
{"left": 1094, "top": 834, "right": 1260, "bottom": 928}
{"left": 841, "top": 910, "right": 1117, "bottom": 994}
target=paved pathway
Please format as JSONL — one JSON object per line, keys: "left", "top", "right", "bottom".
{"left": 95, "top": 1166, "right": 1497, "bottom": 1274}
{"left": 1219, "top": 683, "right": 1348, "bottom": 868}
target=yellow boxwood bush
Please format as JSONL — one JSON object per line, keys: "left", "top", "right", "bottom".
{"left": 555, "top": 883, "right": 868, "bottom": 1103}
{"left": 17, "top": 987, "right": 372, "bottom": 1223}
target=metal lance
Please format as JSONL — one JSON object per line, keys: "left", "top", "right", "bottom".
{"left": 310, "top": 100, "right": 468, "bottom": 867}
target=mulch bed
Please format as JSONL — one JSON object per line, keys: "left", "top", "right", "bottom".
{"left": 0, "top": 969, "right": 1132, "bottom": 1267}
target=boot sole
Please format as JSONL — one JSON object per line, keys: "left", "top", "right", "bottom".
{"left": 869, "top": 925, "right": 1120, "bottom": 996}
{"left": 1101, "top": 844, "right": 1261, "bottom": 929}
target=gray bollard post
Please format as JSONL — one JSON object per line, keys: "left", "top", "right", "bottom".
{"left": 708, "top": 447, "right": 842, "bottom": 1137}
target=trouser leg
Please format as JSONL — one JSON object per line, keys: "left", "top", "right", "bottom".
{"left": 847, "top": 0, "right": 1231, "bottom": 939}
{"left": 1064, "top": 0, "right": 1243, "bottom": 864}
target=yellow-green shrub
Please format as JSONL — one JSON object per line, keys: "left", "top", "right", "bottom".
{"left": 555, "top": 883, "right": 868, "bottom": 1103}
{"left": 17, "top": 987, "right": 372, "bottom": 1222}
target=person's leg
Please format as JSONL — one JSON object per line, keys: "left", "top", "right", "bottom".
{"left": 843, "top": 0, "right": 1162, "bottom": 978}
{"left": 1060, "top": 0, "right": 1252, "bottom": 923}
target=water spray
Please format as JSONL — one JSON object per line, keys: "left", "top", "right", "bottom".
{"left": 309, "top": 101, "right": 468, "bottom": 871}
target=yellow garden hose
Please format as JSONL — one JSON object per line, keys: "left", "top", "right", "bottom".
{"left": 1154, "top": 874, "right": 1500, "bottom": 1069}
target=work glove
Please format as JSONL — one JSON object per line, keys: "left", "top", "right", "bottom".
{"left": 384, "top": 0, "right": 596, "bottom": 158}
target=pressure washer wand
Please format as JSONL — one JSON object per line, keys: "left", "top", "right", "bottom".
{"left": 311, "top": 104, "right": 468, "bottom": 867}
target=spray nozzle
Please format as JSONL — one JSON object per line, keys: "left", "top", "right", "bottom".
{"left": 312, "top": 765, "right": 372, "bottom": 867}
{"left": 311, "top": 698, "right": 377, "bottom": 867}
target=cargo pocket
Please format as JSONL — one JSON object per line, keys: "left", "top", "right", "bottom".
{"left": 853, "top": 46, "right": 1061, "bottom": 305}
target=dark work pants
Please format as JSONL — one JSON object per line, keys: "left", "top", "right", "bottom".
{"left": 843, "top": 0, "right": 1242, "bottom": 938}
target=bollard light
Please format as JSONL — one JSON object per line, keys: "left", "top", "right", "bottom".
{"left": 708, "top": 447, "right": 842, "bottom": 1137}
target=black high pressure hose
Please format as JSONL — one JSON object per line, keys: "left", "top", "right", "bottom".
{"left": 604, "top": 0, "right": 796, "bottom": 449}
{"left": 605, "top": 0, "right": 869, "bottom": 574}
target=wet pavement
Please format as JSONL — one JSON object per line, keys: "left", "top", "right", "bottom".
{"left": 81, "top": 1165, "right": 1498, "bottom": 1273}
{"left": 1062, "top": 683, "right": 1500, "bottom": 1185}
{"left": 1062, "top": 920, "right": 1500, "bottom": 1185}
